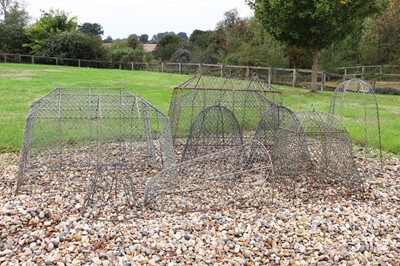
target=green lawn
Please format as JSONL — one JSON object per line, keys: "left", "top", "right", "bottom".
{"left": 0, "top": 63, "right": 399, "bottom": 156}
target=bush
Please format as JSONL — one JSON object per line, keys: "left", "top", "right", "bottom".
{"left": 41, "top": 31, "right": 104, "bottom": 59}
{"left": 374, "top": 86, "right": 400, "bottom": 95}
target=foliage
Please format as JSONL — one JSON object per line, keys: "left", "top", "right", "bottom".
{"left": 187, "top": 10, "right": 289, "bottom": 66}
{"left": 216, "top": 9, "right": 242, "bottom": 30}
{"left": 247, "top": 0, "right": 384, "bottom": 91}
{"left": 170, "top": 48, "right": 191, "bottom": 63}
{"left": 151, "top": 31, "right": 189, "bottom": 42}
{"left": 319, "top": 32, "right": 363, "bottom": 69}
{"left": 127, "top": 34, "right": 142, "bottom": 50}
{"left": 41, "top": 31, "right": 104, "bottom": 59}
{"left": 177, "top": 32, "right": 188, "bottom": 40}
{"left": 104, "top": 40, "right": 147, "bottom": 65}
{"left": 188, "top": 30, "right": 216, "bottom": 63}
{"left": 207, "top": 14, "right": 288, "bottom": 67}
{"left": 1, "top": 0, "right": 29, "bottom": 26}
{"left": 359, "top": 0, "right": 400, "bottom": 65}
{"left": 24, "top": 9, "right": 78, "bottom": 54}
{"left": 207, "top": 28, "right": 228, "bottom": 61}
{"left": 78, "top": 22, "right": 104, "bottom": 36}
{"left": 139, "top": 34, "right": 149, "bottom": 43}
{"left": 0, "top": 0, "right": 28, "bottom": 53}
{"left": 151, "top": 31, "right": 176, "bottom": 42}
{"left": 0, "top": 23, "right": 28, "bottom": 53}
{"left": 0, "top": 0, "right": 12, "bottom": 22}
{"left": 153, "top": 34, "right": 187, "bottom": 61}
{"left": 189, "top": 30, "right": 212, "bottom": 49}
{"left": 103, "top": 36, "right": 113, "bottom": 43}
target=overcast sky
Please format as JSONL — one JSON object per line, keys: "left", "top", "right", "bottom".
{"left": 25, "top": 0, "right": 254, "bottom": 39}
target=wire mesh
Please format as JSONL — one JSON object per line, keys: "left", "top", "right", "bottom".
{"left": 253, "top": 107, "right": 362, "bottom": 199}
{"left": 296, "top": 110, "right": 361, "bottom": 188}
{"left": 181, "top": 105, "right": 243, "bottom": 162}
{"left": 253, "top": 105, "right": 309, "bottom": 177}
{"left": 329, "top": 78, "right": 382, "bottom": 167}
{"left": 16, "top": 88, "right": 175, "bottom": 212}
{"left": 144, "top": 141, "right": 275, "bottom": 213}
{"left": 168, "top": 74, "right": 282, "bottom": 148}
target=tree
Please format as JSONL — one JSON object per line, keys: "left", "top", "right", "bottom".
{"left": 222, "top": 17, "right": 288, "bottom": 67}
{"left": 189, "top": 30, "right": 211, "bottom": 49}
{"left": 177, "top": 32, "right": 188, "bottom": 40}
{"left": 41, "top": 31, "right": 104, "bottom": 59}
{"left": 0, "top": 23, "right": 28, "bottom": 53}
{"left": 153, "top": 34, "right": 186, "bottom": 61}
{"left": 25, "top": 9, "right": 78, "bottom": 54}
{"left": 216, "top": 9, "right": 241, "bottom": 30}
{"left": 151, "top": 31, "right": 175, "bottom": 42}
{"left": 139, "top": 34, "right": 148, "bottom": 43}
{"left": 103, "top": 35, "right": 113, "bottom": 43}
{"left": 247, "top": 0, "right": 384, "bottom": 91}
{"left": 78, "top": 22, "right": 104, "bottom": 36}
{"left": 104, "top": 40, "right": 147, "bottom": 66}
{"left": 127, "top": 34, "right": 142, "bottom": 50}
{"left": 1, "top": 0, "right": 29, "bottom": 26}
{"left": 0, "top": 0, "right": 29, "bottom": 53}
{"left": 360, "top": 0, "right": 400, "bottom": 64}
{"left": 0, "top": 0, "right": 12, "bottom": 22}
{"left": 170, "top": 48, "right": 191, "bottom": 63}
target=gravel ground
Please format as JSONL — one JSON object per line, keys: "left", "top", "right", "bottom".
{"left": 0, "top": 153, "right": 399, "bottom": 265}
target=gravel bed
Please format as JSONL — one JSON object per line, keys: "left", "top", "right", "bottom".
{"left": 1, "top": 153, "right": 399, "bottom": 265}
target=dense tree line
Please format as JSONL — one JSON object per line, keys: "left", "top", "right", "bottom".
{"left": 0, "top": 0, "right": 399, "bottom": 71}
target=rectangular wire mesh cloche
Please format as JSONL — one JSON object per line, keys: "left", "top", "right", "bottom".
{"left": 168, "top": 75, "right": 282, "bottom": 150}
{"left": 16, "top": 88, "right": 175, "bottom": 210}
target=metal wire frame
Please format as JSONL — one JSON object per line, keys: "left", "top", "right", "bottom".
{"left": 143, "top": 140, "right": 275, "bottom": 213}
{"left": 329, "top": 78, "right": 383, "bottom": 168}
{"left": 168, "top": 75, "right": 282, "bottom": 145}
{"left": 16, "top": 88, "right": 176, "bottom": 211}
{"left": 181, "top": 105, "right": 243, "bottom": 162}
{"left": 296, "top": 110, "right": 362, "bottom": 188}
{"left": 253, "top": 105, "right": 310, "bottom": 177}
{"left": 253, "top": 106, "right": 363, "bottom": 198}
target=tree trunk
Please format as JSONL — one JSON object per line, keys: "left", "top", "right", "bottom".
{"left": 310, "top": 44, "right": 319, "bottom": 92}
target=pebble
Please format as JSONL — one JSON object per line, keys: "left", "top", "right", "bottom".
{"left": 359, "top": 246, "right": 367, "bottom": 253}
{"left": 0, "top": 154, "right": 398, "bottom": 265}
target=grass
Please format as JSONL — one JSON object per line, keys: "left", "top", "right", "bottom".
{"left": 0, "top": 63, "right": 399, "bottom": 156}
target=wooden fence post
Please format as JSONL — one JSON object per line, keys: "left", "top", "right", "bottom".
{"left": 178, "top": 63, "right": 182, "bottom": 74}
{"left": 321, "top": 71, "right": 326, "bottom": 91}
{"left": 56, "top": 57, "right": 58, "bottom": 65}
{"left": 146, "top": 62, "right": 149, "bottom": 71}
{"left": 4, "top": 54, "right": 6, "bottom": 63}
{"left": 220, "top": 65, "right": 224, "bottom": 77}
{"left": 268, "top": 68, "right": 272, "bottom": 85}
{"left": 379, "top": 66, "right": 383, "bottom": 81}
{"left": 361, "top": 66, "right": 365, "bottom": 79}
{"left": 161, "top": 62, "right": 164, "bottom": 72}
{"left": 292, "top": 69, "right": 297, "bottom": 87}
{"left": 31, "top": 56, "right": 34, "bottom": 64}
{"left": 246, "top": 66, "right": 250, "bottom": 78}
{"left": 132, "top": 62, "right": 134, "bottom": 70}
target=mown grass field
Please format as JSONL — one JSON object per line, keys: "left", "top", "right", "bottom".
{"left": 0, "top": 63, "right": 399, "bottom": 156}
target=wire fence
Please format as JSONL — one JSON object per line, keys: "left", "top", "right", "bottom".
{"left": 2, "top": 53, "right": 400, "bottom": 90}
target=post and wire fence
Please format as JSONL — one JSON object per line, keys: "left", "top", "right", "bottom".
{"left": 1, "top": 53, "right": 399, "bottom": 90}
